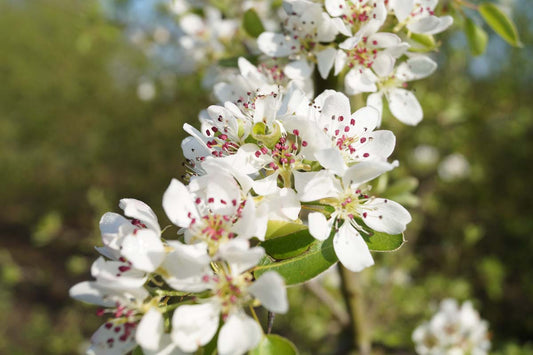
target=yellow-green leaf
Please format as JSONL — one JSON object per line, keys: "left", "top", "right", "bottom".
{"left": 265, "top": 220, "right": 307, "bottom": 239}
{"left": 243, "top": 9, "right": 265, "bottom": 38}
{"left": 465, "top": 17, "right": 488, "bottom": 56}
{"left": 479, "top": 3, "right": 522, "bottom": 47}
{"left": 409, "top": 33, "right": 437, "bottom": 52}
{"left": 250, "top": 334, "right": 298, "bottom": 355}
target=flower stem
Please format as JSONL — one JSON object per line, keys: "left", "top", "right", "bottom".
{"left": 249, "top": 305, "right": 264, "bottom": 334}
{"left": 338, "top": 264, "right": 371, "bottom": 355}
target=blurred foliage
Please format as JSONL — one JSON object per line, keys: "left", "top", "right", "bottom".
{"left": 0, "top": 0, "right": 532, "bottom": 354}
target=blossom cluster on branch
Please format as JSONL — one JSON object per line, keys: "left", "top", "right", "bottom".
{"left": 68, "top": 0, "right": 500, "bottom": 354}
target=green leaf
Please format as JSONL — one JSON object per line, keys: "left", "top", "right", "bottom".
{"left": 479, "top": 3, "right": 522, "bottom": 47}
{"left": 254, "top": 234, "right": 338, "bottom": 285}
{"left": 364, "top": 230, "right": 405, "bottom": 252}
{"left": 265, "top": 220, "right": 307, "bottom": 239}
{"left": 409, "top": 33, "right": 436, "bottom": 52}
{"left": 132, "top": 347, "right": 144, "bottom": 355}
{"left": 465, "top": 17, "right": 488, "bottom": 56}
{"left": 261, "top": 228, "right": 316, "bottom": 259}
{"left": 250, "top": 334, "right": 298, "bottom": 355}
{"left": 243, "top": 9, "right": 265, "bottom": 38}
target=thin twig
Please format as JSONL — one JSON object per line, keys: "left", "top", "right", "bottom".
{"left": 338, "top": 265, "right": 371, "bottom": 355}
{"left": 305, "top": 279, "right": 350, "bottom": 326}
{"left": 267, "top": 311, "right": 275, "bottom": 334}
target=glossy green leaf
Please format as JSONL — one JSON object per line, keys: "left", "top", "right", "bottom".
{"left": 265, "top": 220, "right": 307, "bottom": 239}
{"left": 465, "top": 17, "right": 488, "bottom": 56}
{"left": 479, "top": 3, "right": 522, "bottom": 47}
{"left": 254, "top": 234, "right": 337, "bottom": 285}
{"left": 261, "top": 228, "right": 316, "bottom": 259}
{"left": 132, "top": 347, "right": 143, "bottom": 355}
{"left": 250, "top": 334, "right": 298, "bottom": 355}
{"left": 364, "top": 230, "right": 405, "bottom": 252}
{"left": 243, "top": 9, "right": 265, "bottom": 38}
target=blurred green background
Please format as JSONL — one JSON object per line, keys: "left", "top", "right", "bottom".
{"left": 1, "top": 0, "right": 532, "bottom": 354}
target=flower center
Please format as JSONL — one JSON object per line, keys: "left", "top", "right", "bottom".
{"left": 208, "top": 272, "right": 253, "bottom": 317}
{"left": 346, "top": 37, "right": 378, "bottom": 69}
{"left": 341, "top": 2, "right": 377, "bottom": 32}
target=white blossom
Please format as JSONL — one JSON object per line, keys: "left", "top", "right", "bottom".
{"left": 412, "top": 299, "right": 491, "bottom": 354}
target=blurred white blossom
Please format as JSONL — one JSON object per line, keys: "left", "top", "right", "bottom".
{"left": 412, "top": 299, "right": 491, "bottom": 355}
{"left": 438, "top": 153, "right": 470, "bottom": 181}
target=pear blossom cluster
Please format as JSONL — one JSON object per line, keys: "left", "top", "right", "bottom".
{"left": 412, "top": 299, "right": 491, "bottom": 355}
{"left": 106, "top": 0, "right": 451, "bottom": 125}
{"left": 70, "top": 0, "right": 460, "bottom": 353}
{"left": 71, "top": 195, "right": 289, "bottom": 355}
{"left": 182, "top": 71, "right": 412, "bottom": 272}
{"left": 257, "top": 0, "right": 452, "bottom": 125}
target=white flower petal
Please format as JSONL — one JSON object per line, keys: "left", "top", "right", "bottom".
{"left": 315, "top": 148, "right": 347, "bottom": 176}
{"left": 334, "top": 49, "right": 348, "bottom": 75}
{"left": 142, "top": 334, "right": 188, "bottom": 355}
{"left": 121, "top": 229, "right": 166, "bottom": 272}
{"left": 367, "top": 92, "right": 384, "bottom": 127}
{"left": 317, "top": 12, "right": 340, "bottom": 42}
{"left": 316, "top": 47, "right": 337, "bottom": 79}
{"left": 308, "top": 212, "right": 333, "bottom": 241}
{"left": 350, "top": 106, "right": 379, "bottom": 135}
{"left": 194, "top": 176, "right": 240, "bottom": 217}
{"left": 89, "top": 321, "right": 137, "bottom": 355}
{"left": 372, "top": 54, "right": 395, "bottom": 78}
{"left": 231, "top": 196, "right": 265, "bottom": 240}
{"left": 172, "top": 302, "right": 220, "bottom": 353}
{"left": 202, "top": 157, "right": 255, "bottom": 194}
{"left": 361, "top": 198, "right": 411, "bottom": 234}
{"left": 218, "top": 313, "right": 262, "bottom": 355}
{"left": 320, "top": 91, "right": 352, "bottom": 122}
{"left": 339, "top": 35, "right": 361, "bottom": 50}
{"left": 396, "top": 56, "right": 437, "bottom": 81}
{"left": 345, "top": 68, "right": 378, "bottom": 95}
{"left": 99, "top": 212, "right": 128, "bottom": 236}
{"left": 331, "top": 17, "right": 351, "bottom": 36}
{"left": 227, "top": 143, "right": 272, "bottom": 175}
{"left": 257, "top": 32, "right": 299, "bottom": 57}
{"left": 162, "top": 241, "right": 211, "bottom": 292}
{"left": 69, "top": 281, "right": 115, "bottom": 307}
{"left": 333, "top": 224, "right": 374, "bottom": 272}
{"left": 136, "top": 309, "right": 164, "bottom": 351}
{"left": 119, "top": 198, "right": 160, "bottom": 234}
{"left": 387, "top": 88, "right": 423, "bottom": 125}
{"left": 284, "top": 59, "right": 313, "bottom": 80}
{"left": 325, "top": 0, "right": 346, "bottom": 17}
{"left": 163, "top": 179, "right": 199, "bottom": 228}
{"left": 249, "top": 271, "right": 288, "bottom": 314}
{"left": 367, "top": 33, "right": 402, "bottom": 48}
{"left": 91, "top": 257, "right": 147, "bottom": 289}
{"left": 393, "top": 0, "right": 414, "bottom": 22}
{"left": 218, "top": 239, "right": 265, "bottom": 274}
{"left": 355, "top": 130, "right": 397, "bottom": 162}
{"left": 252, "top": 171, "right": 280, "bottom": 196}
{"left": 293, "top": 170, "right": 340, "bottom": 202}
{"left": 407, "top": 15, "right": 453, "bottom": 35}
{"left": 344, "top": 161, "right": 398, "bottom": 187}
